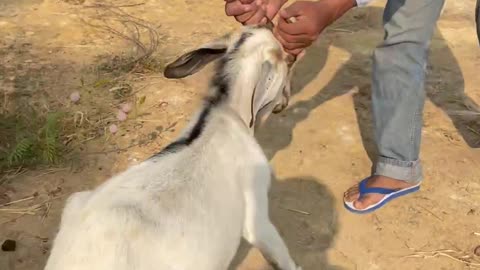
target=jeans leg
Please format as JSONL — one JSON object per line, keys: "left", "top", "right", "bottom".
{"left": 372, "top": 0, "right": 445, "bottom": 183}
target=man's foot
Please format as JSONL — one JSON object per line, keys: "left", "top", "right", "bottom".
{"left": 343, "top": 175, "right": 417, "bottom": 210}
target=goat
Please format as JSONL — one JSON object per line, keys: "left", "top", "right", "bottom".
{"left": 44, "top": 25, "right": 301, "bottom": 270}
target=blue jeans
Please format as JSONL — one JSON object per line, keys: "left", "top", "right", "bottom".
{"left": 371, "top": 0, "right": 445, "bottom": 183}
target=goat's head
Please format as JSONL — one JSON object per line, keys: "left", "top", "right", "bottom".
{"left": 164, "top": 25, "right": 294, "bottom": 130}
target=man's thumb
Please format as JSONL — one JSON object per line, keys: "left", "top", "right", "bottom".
{"left": 279, "top": 3, "right": 303, "bottom": 19}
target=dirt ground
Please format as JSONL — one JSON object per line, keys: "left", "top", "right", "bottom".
{"left": 1, "top": 0, "right": 480, "bottom": 269}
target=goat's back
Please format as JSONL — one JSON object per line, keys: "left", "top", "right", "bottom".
{"left": 44, "top": 111, "right": 260, "bottom": 270}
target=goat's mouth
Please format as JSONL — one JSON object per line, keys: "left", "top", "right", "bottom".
{"left": 272, "top": 95, "right": 288, "bottom": 114}
{"left": 272, "top": 104, "right": 285, "bottom": 114}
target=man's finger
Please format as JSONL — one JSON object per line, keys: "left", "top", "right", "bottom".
{"left": 277, "top": 16, "right": 308, "bottom": 35}
{"left": 297, "top": 49, "right": 306, "bottom": 60}
{"left": 283, "top": 41, "right": 308, "bottom": 50}
{"left": 274, "top": 30, "right": 308, "bottom": 52}
{"left": 225, "top": 1, "right": 253, "bottom": 16}
{"left": 235, "top": 10, "right": 256, "bottom": 23}
{"left": 245, "top": 8, "right": 266, "bottom": 25}
{"left": 276, "top": 28, "right": 313, "bottom": 44}
{"left": 279, "top": 2, "right": 304, "bottom": 19}
{"left": 286, "top": 48, "right": 304, "bottom": 56}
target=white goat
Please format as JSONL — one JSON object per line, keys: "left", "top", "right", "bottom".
{"left": 44, "top": 25, "right": 300, "bottom": 270}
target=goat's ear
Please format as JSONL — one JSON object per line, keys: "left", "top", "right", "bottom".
{"left": 163, "top": 44, "right": 227, "bottom": 79}
{"left": 249, "top": 61, "right": 276, "bottom": 128}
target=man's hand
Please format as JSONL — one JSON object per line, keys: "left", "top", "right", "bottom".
{"left": 224, "top": 0, "right": 287, "bottom": 25}
{"left": 275, "top": 0, "right": 356, "bottom": 55}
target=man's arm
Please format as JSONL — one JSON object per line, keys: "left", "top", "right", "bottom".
{"left": 224, "top": 0, "right": 287, "bottom": 25}
{"left": 275, "top": 0, "right": 357, "bottom": 55}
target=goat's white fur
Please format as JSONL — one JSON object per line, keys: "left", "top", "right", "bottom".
{"left": 44, "top": 26, "right": 300, "bottom": 270}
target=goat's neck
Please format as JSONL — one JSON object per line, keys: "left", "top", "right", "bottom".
{"left": 223, "top": 81, "right": 256, "bottom": 134}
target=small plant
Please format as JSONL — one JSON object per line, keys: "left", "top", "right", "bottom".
{"left": 39, "top": 113, "right": 62, "bottom": 164}
{"left": 7, "top": 138, "right": 35, "bottom": 165}
{"left": 1, "top": 112, "right": 64, "bottom": 169}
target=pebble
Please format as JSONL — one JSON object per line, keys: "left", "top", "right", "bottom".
{"left": 70, "top": 91, "right": 80, "bottom": 103}
{"left": 475, "top": 245, "right": 480, "bottom": 257}
{"left": 109, "top": 124, "right": 118, "bottom": 134}
{"left": 1, "top": 239, "right": 16, "bottom": 252}
{"left": 117, "top": 110, "right": 127, "bottom": 121}
{"left": 120, "top": 103, "right": 132, "bottom": 113}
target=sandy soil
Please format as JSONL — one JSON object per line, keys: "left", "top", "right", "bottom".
{"left": 1, "top": 0, "right": 479, "bottom": 270}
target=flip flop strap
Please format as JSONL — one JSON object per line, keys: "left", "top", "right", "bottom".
{"left": 359, "top": 179, "right": 397, "bottom": 195}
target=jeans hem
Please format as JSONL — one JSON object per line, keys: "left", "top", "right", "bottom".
{"left": 373, "top": 157, "right": 423, "bottom": 184}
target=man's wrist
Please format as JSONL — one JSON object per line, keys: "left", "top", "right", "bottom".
{"left": 315, "top": 0, "right": 356, "bottom": 23}
{"left": 337, "top": 0, "right": 357, "bottom": 12}
{"left": 355, "top": 0, "right": 373, "bottom": 7}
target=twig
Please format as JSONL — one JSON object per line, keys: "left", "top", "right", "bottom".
{"left": 36, "top": 168, "right": 69, "bottom": 178}
{"left": 467, "top": 126, "right": 480, "bottom": 137}
{"left": 0, "top": 195, "right": 36, "bottom": 208}
{"left": 447, "top": 110, "right": 480, "bottom": 116}
{"left": 0, "top": 166, "right": 28, "bottom": 185}
{"left": 42, "top": 202, "right": 52, "bottom": 223}
{"left": 0, "top": 205, "right": 43, "bottom": 215}
{"left": 83, "top": 2, "right": 146, "bottom": 9}
{"left": 282, "top": 206, "right": 311, "bottom": 216}
{"left": 85, "top": 142, "right": 141, "bottom": 155}
{"left": 0, "top": 213, "right": 27, "bottom": 225}
{"left": 327, "top": 28, "right": 354, "bottom": 33}
{"left": 129, "top": 119, "right": 166, "bottom": 123}
{"left": 52, "top": 45, "right": 98, "bottom": 48}
{"left": 417, "top": 205, "right": 443, "bottom": 221}
{"left": 0, "top": 195, "right": 64, "bottom": 216}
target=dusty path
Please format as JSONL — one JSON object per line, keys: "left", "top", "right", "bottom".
{"left": 1, "top": 1, "right": 479, "bottom": 270}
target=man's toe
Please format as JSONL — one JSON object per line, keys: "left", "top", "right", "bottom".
{"left": 344, "top": 190, "right": 360, "bottom": 202}
{"left": 353, "top": 197, "right": 368, "bottom": 210}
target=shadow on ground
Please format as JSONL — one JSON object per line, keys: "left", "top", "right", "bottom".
{"left": 229, "top": 176, "right": 342, "bottom": 270}
{"left": 249, "top": 5, "right": 477, "bottom": 270}
{"left": 257, "top": 6, "right": 478, "bottom": 166}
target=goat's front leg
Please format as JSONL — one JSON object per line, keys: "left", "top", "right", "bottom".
{"left": 242, "top": 166, "right": 300, "bottom": 270}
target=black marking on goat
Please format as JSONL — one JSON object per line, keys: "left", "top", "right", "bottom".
{"left": 232, "top": 32, "right": 252, "bottom": 53}
{"left": 207, "top": 57, "right": 230, "bottom": 106}
{"left": 254, "top": 22, "right": 274, "bottom": 31}
{"left": 249, "top": 85, "right": 257, "bottom": 128}
{"left": 152, "top": 56, "right": 229, "bottom": 158}
{"left": 158, "top": 139, "right": 188, "bottom": 154}
{"left": 150, "top": 107, "right": 211, "bottom": 158}
{"left": 250, "top": 99, "right": 274, "bottom": 128}
{"left": 151, "top": 32, "right": 253, "bottom": 159}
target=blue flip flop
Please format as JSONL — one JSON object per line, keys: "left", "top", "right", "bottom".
{"left": 344, "top": 178, "right": 421, "bottom": 214}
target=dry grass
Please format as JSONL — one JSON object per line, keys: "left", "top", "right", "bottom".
{"left": 81, "top": 1, "right": 160, "bottom": 65}
{"left": 405, "top": 249, "right": 480, "bottom": 268}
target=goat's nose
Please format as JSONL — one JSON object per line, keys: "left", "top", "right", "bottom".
{"left": 285, "top": 54, "right": 296, "bottom": 68}
{"left": 264, "top": 19, "right": 274, "bottom": 31}
{"left": 272, "top": 96, "right": 288, "bottom": 114}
